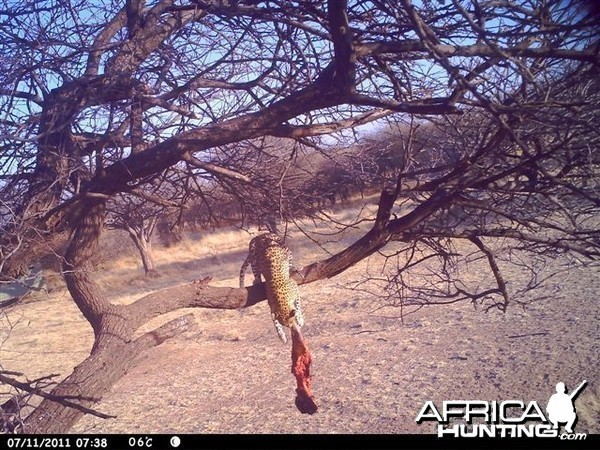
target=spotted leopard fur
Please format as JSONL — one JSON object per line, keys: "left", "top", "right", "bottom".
{"left": 239, "top": 233, "right": 304, "bottom": 343}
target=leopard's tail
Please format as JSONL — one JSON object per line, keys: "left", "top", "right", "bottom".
{"left": 239, "top": 255, "right": 250, "bottom": 288}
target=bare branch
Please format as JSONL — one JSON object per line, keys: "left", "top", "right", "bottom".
{"left": 182, "top": 152, "right": 252, "bottom": 183}
{"left": 0, "top": 373, "right": 115, "bottom": 420}
{"left": 469, "top": 236, "right": 510, "bottom": 310}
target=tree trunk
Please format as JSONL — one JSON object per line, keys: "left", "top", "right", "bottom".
{"left": 126, "top": 217, "right": 158, "bottom": 275}
{"left": 138, "top": 238, "right": 155, "bottom": 275}
{"left": 24, "top": 309, "right": 199, "bottom": 433}
{"left": 129, "top": 228, "right": 156, "bottom": 274}
{"left": 22, "top": 201, "right": 194, "bottom": 432}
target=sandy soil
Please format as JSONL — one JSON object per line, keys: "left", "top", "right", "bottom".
{"left": 1, "top": 204, "right": 598, "bottom": 435}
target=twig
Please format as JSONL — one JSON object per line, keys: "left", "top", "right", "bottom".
{"left": 0, "top": 373, "right": 116, "bottom": 420}
{"left": 507, "top": 331, "right": 548, "bottom": 339}
{"left": 351, "top": 328, "right": 387, "bottom": 335}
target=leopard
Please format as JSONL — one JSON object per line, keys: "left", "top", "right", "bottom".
{"left": 239, "top": 233, "right": 304, "bottom": 343}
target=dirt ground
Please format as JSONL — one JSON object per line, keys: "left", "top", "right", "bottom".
{"left": 1, "top": 207, "right": 599, "bottom": 435}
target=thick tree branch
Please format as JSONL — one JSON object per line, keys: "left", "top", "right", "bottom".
{"left": 128, "top": 188, "right": 181, "bottom": 208}
{"left": 327, "top": 0, "right": 355, "bottom": 91}
{"left": 182, "top": 152, "right": 252, "bottom": 183}
{"left": 271, "top": 109, "right": 395, "bottom": 138}
{"left": 108, "top": 3, "right": 205, "bottom": 74}
{"left": 356, "top": 41, "right": 600, "bottom": 63}
{"left": 0, "top": 89, "right": 43, "bottom": 105}
{"left": 347, "top": 94, "right": 460, "bottom": 114}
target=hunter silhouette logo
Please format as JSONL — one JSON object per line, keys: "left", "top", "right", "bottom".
{"left": 546, "top": 380, "right": 587, "bottom": 434}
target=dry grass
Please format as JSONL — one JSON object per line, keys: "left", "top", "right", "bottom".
{"left": 1, "top": 199, "right": 598, "bottom": 434}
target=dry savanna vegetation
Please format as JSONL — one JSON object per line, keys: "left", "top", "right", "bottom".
{"left": 1, "top": 0, "right": 599, "bottom": 435}
{"left": 2, "top": 198, "right": 599, "bottom": 434}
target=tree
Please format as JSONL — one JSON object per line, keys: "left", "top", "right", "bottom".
{"left": 105, "top": 169, "right": 187, "bottom": 275}
{"left": 106, "top": 196, "right": 160, "bottom": 275}
{"left": 0, "top": 0, "right": 598, "bottom": 432}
